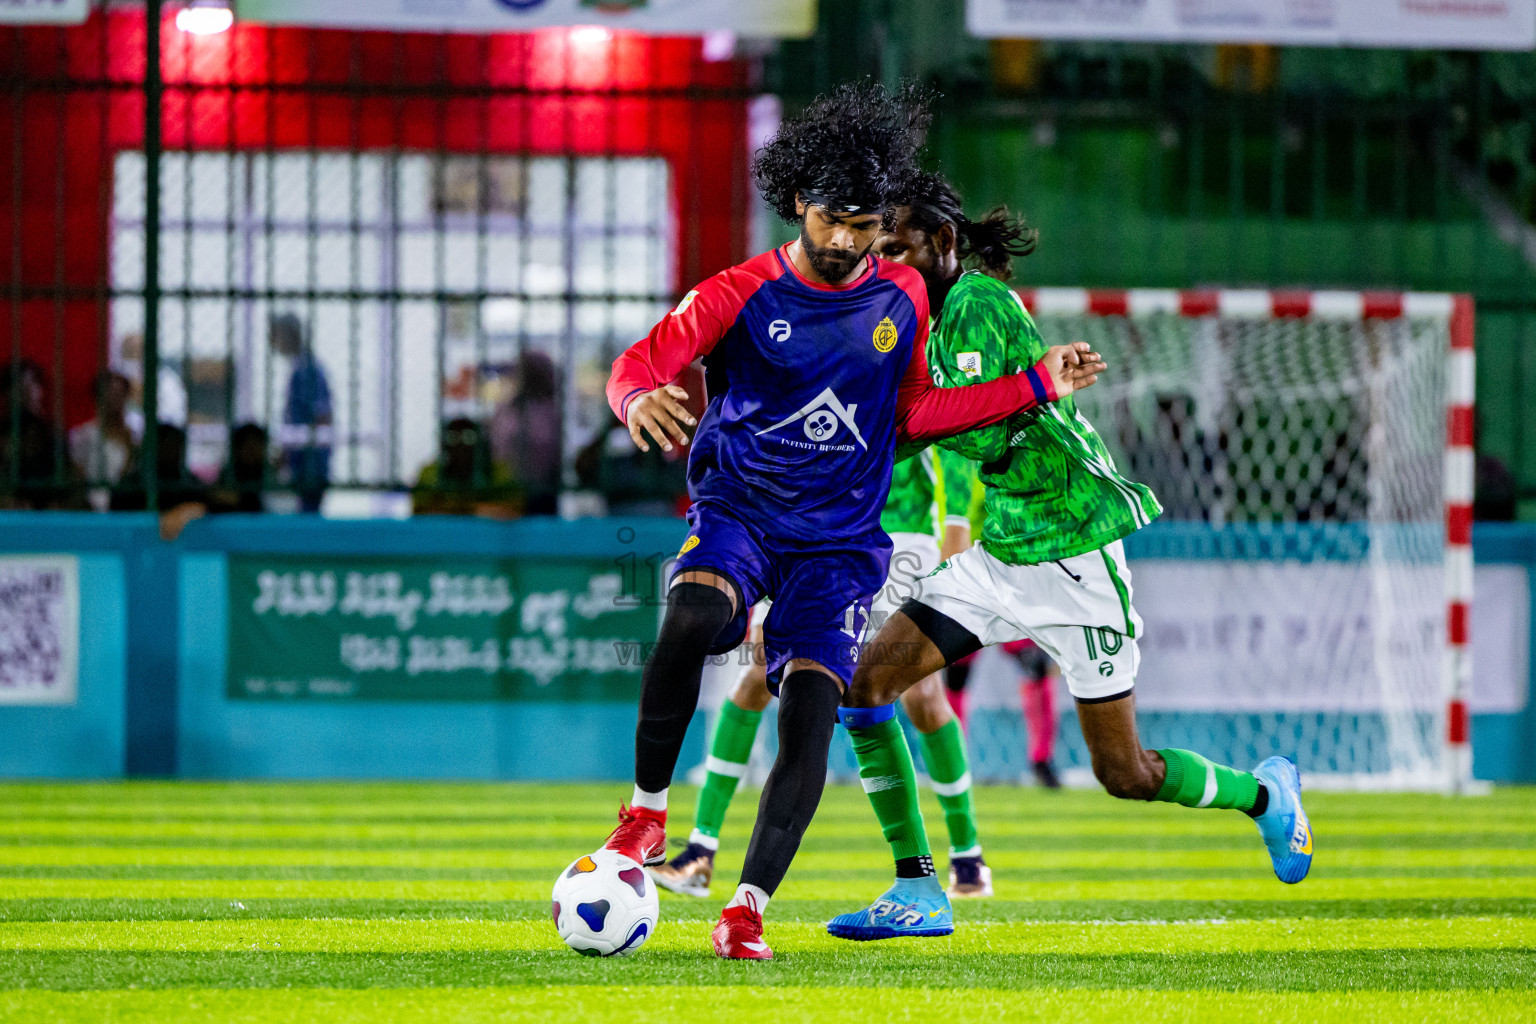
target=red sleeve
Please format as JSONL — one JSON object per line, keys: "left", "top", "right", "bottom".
{"left": 875, "top": 258, "right": 1056, "bottom": 443}
{"left": 894, "top": 334, "right": 1059, "bottom": 443}
{"left": 607, "top": 260, "right": 773, "bottom": 422}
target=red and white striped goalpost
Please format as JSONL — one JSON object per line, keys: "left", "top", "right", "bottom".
{"left": 1446, "top": 295, "right": 1476, "bottom": 794}
{"left": 1017, "top": 288, "right": 1476, "bottom": 792}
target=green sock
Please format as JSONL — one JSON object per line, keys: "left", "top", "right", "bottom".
{"left": 846, "top": 712, "right": 930, "bottom": 862}
{"left": 918, "top": 719, "right": 980, "bottom": 855}
{"left": 1154, "top": 749, "right": 1259, "bottom": 812}
{"left": 692, "top": 700, "right": 762, "bottom": 842}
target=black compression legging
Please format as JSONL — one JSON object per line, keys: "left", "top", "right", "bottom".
{"left": 633, "top": 581, "right": 735, "bottom": 794}
{"left": 739, "top": 668, "right": 843, "bottom": 895}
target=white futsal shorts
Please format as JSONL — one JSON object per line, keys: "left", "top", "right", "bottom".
{"left": 913, "top": 539, "right": 1142, "bottom": 702}
{"left": 871, "top": 531, "right": 943, "bottom": 631}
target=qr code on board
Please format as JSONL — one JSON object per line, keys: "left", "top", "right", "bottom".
{"left": 0, "top": 566, "right": 66, "bottom": 696}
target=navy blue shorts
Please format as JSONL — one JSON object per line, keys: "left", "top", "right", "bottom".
{"left": 671, "top": 501, "right": 890, "bottom": 690}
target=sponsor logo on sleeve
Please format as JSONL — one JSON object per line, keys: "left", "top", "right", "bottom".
{"left": 957, "top": 351, "right": 983, "bottom": 378}
{"left": 768, "top": 319, "right": 792, "bottom": 342}
{"left": 872, "top": 316, "right": 898, "bottom": 353}
{"left": 679, "top": 536, "right": 700, "bottom": 556}
{"left": 670, "top": 289, "right": 699, "bottom": 317}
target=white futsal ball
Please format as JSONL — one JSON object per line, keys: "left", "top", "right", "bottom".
{"left": 551, "top": 848, "right": 660, "bottom": 956}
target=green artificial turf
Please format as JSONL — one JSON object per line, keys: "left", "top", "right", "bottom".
{"left": 0, "top": 781, "right": 1531, "bottom": 1022}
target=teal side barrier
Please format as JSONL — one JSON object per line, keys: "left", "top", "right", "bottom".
{"left": 0, "top": 513, "right": 157, "bottom": 778}
{"left": 174, "top": 515, "right": 702, "bottom": 779}
{"left": 1470, "top": 524, "right": 1536, "bottom": 782}
{"left": 0, "top": 553, "right": 127, "bottom": 777}
{"left": 0, "top": 513, "right": 1526, "bottom": 781}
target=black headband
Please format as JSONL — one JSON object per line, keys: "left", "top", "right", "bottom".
{"left": 907, "top": 197, "right": 961, "bottom": 229}
{"left": 799, "top": 188, "right": 882, "bottom": 215}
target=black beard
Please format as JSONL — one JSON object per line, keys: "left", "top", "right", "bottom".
{"left": 800, "top": 225, "right": 869, "bottom": 282}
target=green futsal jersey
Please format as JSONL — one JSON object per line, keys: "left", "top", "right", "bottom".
{"left": 881, "top": 441, "right": 977, "bottom": 539}
{"left": 930, "top": 271, "right": 1162, "bottom": 565}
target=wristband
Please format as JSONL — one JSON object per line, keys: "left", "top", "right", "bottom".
{"left": 1024, "top": 363, "right": 1058, "bottom": 405}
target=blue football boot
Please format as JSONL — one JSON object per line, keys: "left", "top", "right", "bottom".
{"left": 1251, "top": 756, "right": 1313, "bottom": 884}
{"left": 826, "top": 876, "right": 955, "bottom": 941}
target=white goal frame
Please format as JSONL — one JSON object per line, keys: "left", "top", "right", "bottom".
{"left": 1017, "top": 287, "right": 1475, "bottom": 792}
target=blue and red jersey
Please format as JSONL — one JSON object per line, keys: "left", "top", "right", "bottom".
{"left": 607, "top": 244, "right": 1050, "bottom": 543}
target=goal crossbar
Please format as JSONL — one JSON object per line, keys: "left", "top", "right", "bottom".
{"left": 1016, "top": 287, "right": 1475, "bottom": 792}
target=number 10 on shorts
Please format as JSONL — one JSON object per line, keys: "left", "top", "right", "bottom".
{"left": 1081, "top": 626, "right": 1125, "bottom": 660}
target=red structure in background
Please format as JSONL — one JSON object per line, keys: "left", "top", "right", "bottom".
{"left": 0, "top": 9, "right": 753, "bottom": 427}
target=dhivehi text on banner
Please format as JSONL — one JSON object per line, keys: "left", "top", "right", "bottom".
{"left": 0, "top": 555, "right": 79, "bottom": 707}
{"left": 967, "top": 0, "right": 1536, "bottom": 50}
{"left": 236, "top": 0, "right": 816, "bottom": 37}
{"left": 226, "top": 555, "right": 661, "bottom": 701}
{"left": 0, "top": 0, "right": 89, "bottom": 24}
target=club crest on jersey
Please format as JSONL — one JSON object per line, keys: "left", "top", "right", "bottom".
{"left": 669, "top": 289, "right": 699, "bottom": 317}
{"left": 957, "top": 351, "right": 983, "bottom": 378}
{"left": 872, "top": 316, "right": 898, "bottom": 353}
{"left": 755, "top": 387, "right": 867, "bottom": 452}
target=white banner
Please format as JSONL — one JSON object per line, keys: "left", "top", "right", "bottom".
{"left": 967, "top": 0, "right": 1536, "bottom": 50}
{"left": 966, "top": 561, "right": 1528, "bottom": 715}
{"left": 0, "top": 0, "right": 89, "bottom": 25}
{"left": 236, "top": 0, "right": 816, "bottom": 37}
{"left": 0, "top": 555, "right": 79, "bottom": 707}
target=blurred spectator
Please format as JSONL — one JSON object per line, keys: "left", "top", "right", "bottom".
{"left": 207, "top": 423, "right": 271, "bottom": 514}
{"left": 490, "top": 351, "right": 561, "bottom": 516}
{"left": 573, "top": 413, "right": 688, "bottom": 517}
{"left": 70, "top": 370, "right": 140, "bottom": 511}
{"left": 270, "top": 313, "right": 332, "bottom": 513}
{"left": 0, "top": 359, "right": 78, "bottom": 510}
{"left": 413, "top": 418, "right": 521, "bottom": 519}
{"left": 1475, "top": 453, "right": 1517, "bottom": 522}
{"left": 1119, "top": 394, "right": 1211, "bottom": 522}
{"left": 112, "top": 423, "right": 211, "bottom": 540}
{"left": 1474, "top": 416, "right": 1517, "bottom": 522}
{"left": 115, "top": 332, "right": 188, "bottom": 428}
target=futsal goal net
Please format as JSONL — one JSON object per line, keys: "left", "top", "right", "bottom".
{"left": 1006, "top": 288, "right": 1474, "bottom": 792}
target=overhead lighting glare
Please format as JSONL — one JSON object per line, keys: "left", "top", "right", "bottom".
{"left": 176, "top": 1, "right": 233, "bottom": 36}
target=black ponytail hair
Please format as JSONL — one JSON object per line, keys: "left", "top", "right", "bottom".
{"left": 902, "top": 170, "right": 1037, "bottom": 279}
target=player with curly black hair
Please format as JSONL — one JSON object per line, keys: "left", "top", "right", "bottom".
{"left": 587, "top": 81, "right": 1106, "bottom": 959}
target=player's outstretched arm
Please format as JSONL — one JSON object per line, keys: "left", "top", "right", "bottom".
{"left": 625, "top": 384, "right": 696, "bottom": 454}
{"left": 895, "top": 338, "right": 1108, "bottom": 444}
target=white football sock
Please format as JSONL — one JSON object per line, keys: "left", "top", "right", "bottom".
{"left": 688, "top": 829, "right": 720, "bottom": 851}
{"left": 631, "top": 786, "right": 667, "bottom": 813}
{"left": 726, "top": 882, "right": 770, "bottom": 916}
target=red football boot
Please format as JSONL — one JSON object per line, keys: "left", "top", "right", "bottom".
{"left": 603, "top": 804, "right": 667, "bottom": 866}
{"left": 711, "top": 903, "right": 773, "bottom": 960}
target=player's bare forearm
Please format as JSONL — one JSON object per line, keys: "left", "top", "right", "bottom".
{"left": 625, "top": 384, "right": 696, "bottom": 453}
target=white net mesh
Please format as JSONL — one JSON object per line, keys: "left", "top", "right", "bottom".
{"left": 961, "top": 300, "right": 1452, "bottom": 790}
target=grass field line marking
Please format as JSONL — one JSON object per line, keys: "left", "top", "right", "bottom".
{"left": 3, "top": 819, "right": 1530, "bottom": 841}
{"left": 0, "top": 916, "right": 1528, "bottom": 955}
{"left": 774, "top": 877, "right": 1536, "bottom": 902}
{"left": 1, "top": 986, "right": 1534, "bottom": 1024}
{"left": 3, "top": 783, "right": 1531, "bottom": 812}
{"left": 5, "top": 846, "right": 1529, "bottom": 870}
{"left": 3, "top": 877, "right": 1533, "bottom": 902}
